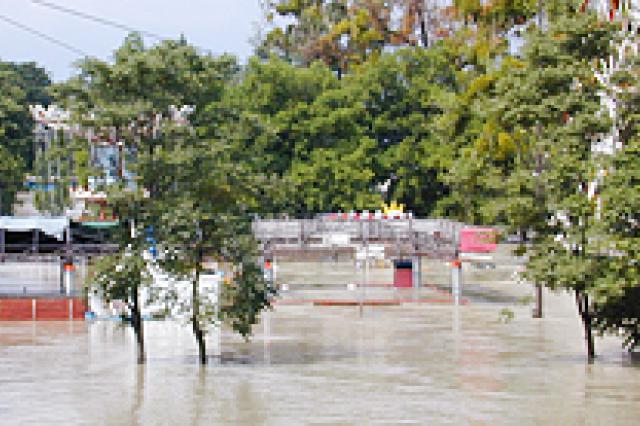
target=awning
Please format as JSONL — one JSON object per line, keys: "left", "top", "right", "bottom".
{"left": 0, "top": 216, "right": 69, "bottom": 241}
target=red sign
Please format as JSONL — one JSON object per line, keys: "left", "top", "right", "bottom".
{"left": 459, "top": 228, "right": 497, "bottom": 253}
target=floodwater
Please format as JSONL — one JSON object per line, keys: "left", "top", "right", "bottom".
{"left": 1, "top": 297, "right": 640, "bottom": 424}
{"left": 2, "top": 255, "right": 640, "bottom": 424}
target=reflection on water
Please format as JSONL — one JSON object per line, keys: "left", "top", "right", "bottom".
{"left": 1, "top": 293, "right": 640, "bottom": 425}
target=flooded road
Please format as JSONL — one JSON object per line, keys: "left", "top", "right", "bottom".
{"left": 1, "top": 289, "right": 640, "bottom": 425}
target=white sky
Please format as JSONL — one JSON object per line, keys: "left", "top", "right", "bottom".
{"left": 0, "top": 0, "right": 264, "bottom": 81}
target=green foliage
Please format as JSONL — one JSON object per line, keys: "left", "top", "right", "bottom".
{"left": 40, "top": 7, "right": 640, "bottom": 353}
{"left": 590, "top": 140, "right": 640, "bottom": 349}
{"left": 54, "top": 33, "right": 238, "bottom": 131}
{"left": 50, "top": 35, "right": 279, "bottom": 348}
{"left": 92, "top": 250, "right": 152, "bottom": 305}
{"left": 0, "top": 63, "right": 37, "bottom": 214}
{"left": 0, "top": 144, "right": 24, "bottom": 215}
{"left": 209, "top": 45, "right": 460, "bottom": 216}
{"left": 145, "top": 134, "right": 276, "bottom": 337}
{"left": 0, "top": 61, "right": 52, "bottom": 106}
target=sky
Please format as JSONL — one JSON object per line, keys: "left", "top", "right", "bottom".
{"left": 0, "top": 0, "right": 264, "bottom": 81}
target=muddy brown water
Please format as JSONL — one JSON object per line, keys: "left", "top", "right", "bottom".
{"left": 1, "top": 256, "right": 640, "bottom": 424}
{"left": 1, "top": 294, "right": 640, "bottom": 425}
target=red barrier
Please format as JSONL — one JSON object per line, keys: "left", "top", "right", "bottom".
{"left": 72, "top": 299, "right": 87, "bottom": 319}
{"left": 0, "top": 298, "right": 86, "bottom": 320}
{"left": 0, "top": 299, "right": 32, "bottom": 320}
{"left": 36, "top": 299, "right": 70, "bottom": 320}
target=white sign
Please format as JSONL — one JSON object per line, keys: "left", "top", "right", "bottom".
{"left": 323, "top": 233, "right": 351, "bottom": 246}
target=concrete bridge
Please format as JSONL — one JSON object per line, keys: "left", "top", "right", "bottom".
{"left": 253, "top": 218, "right": 464, "bottom": 260}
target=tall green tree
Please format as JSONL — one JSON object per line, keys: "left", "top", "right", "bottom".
{"left": 590, "top": 140, "right": 640, "bottom": 351}
{"left": 92, "top": 187, "right": 152, "bottom": 364}
{"left": 261, "top": 0, "right": 407, "bottom": 75}
{"left": 145, "top": 129, "right": 276, "bottom": 364}
{"left": 492, "top": 12, "right": 615, "bottom": 360}
{"left": 53, "top": 34, "right": 276, "bottom": 363}
{"left": 210, "top": 46, "right": 461, "bottom": 216}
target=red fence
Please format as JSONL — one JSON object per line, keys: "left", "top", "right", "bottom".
{"left": 0, "top": 297, "right": 87, "bottom": 320}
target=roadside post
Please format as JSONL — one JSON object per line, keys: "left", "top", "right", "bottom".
{"left": 451, "top": 251, "right": 462, "bottom": 306}
{"left": 63, "top": 260, "right": 74, "bottom": 296}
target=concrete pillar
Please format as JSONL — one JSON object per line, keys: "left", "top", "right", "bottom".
{"left": 412, "top": 256, "right": 421, "bottom": 289}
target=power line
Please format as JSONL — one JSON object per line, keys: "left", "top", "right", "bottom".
{"left": 31, "top": 0, "right": 166, "bottom": 41}
{"left": 0, "top": 13, "right": 89, "bottom": 57}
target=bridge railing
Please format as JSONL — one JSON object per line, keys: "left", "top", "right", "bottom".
{"left": 252, "top": 218, "right": 464, "bottom": 244}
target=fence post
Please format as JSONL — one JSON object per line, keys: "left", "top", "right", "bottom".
{"left": 69, "top": 298, "right": 73, "bottom": 320}
{"left": 32, "top": 299, "right": 36, "bottom": 320}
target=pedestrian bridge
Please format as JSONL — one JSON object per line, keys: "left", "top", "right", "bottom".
{"left": 253, "top": 218, "right": 464, "bottom": 260}
{"left": 0, "top": 216, "right": 465, "bottom": 260}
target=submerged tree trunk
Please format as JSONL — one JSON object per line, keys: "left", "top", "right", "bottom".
{"left": 576, "top": 290, "right": 595, "bottom": 362}
{"left": 131, "top": 285, "right": 145, "bottom": 364}
{"left": 583, "top": 293, "right": 595, "bottom": 362}
{"left": 192, "top": 245, "right": 206, "bottom": 365}
{"left": 534, "top": 283, "right": 543, "bottom": 318}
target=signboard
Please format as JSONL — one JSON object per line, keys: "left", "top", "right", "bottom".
{"left": 459, "top": 228, "right": 498, "bottom": 253}
{"left": 323, "top": 233, "right": 351, "bottom": 246}
{"left": 356, "top": 244, "right": 385, "bottom": 260}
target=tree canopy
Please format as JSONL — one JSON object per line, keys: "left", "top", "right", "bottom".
{"left": 0, "top": 61, "right": 49, "bottom": 213}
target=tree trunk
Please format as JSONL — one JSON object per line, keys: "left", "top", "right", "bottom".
{"left": 192, "top": 246, "right": 206, "bottom": 365}
{"left": 131, "top": 285, "right": 145, "bottom": 364}
{"left": 583, "top": 292, "right": 595, "bottom": 362}
{"left": 576, "top": 291, "right": 595, "bottom": 362}
{"left": 533, "top": 283, "right": 543, "bottom": 318}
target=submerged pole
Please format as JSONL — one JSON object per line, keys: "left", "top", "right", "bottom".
{"left": 533, "top": 284, "right": 543, "bottom": 318}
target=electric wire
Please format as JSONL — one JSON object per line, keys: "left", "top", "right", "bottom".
{"left": 30, "top": 0, "right": 166, "bottom": 41}
{"left": 0, "top": 13, "right": 89, "bottom": 57}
